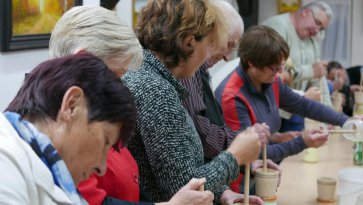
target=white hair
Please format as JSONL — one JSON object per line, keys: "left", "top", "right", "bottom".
{"left": 303, "top": 1, "right": 333, "bottom": 21}
{"left": 218, "top": 0, "right": 244, "bottom": 36}
{"left": 49, "top": 6, "right": 143, "bottom": 71}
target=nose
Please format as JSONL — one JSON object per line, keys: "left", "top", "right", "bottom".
{"left": 94, "top": 157, "right": 107, "bottom": 176}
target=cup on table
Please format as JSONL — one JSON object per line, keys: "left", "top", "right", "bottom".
{"left": 254, "top": 168, "right": 279, "bottom": 202}
{"left": 317, "top": 177, "right": 337, "bottom": 203}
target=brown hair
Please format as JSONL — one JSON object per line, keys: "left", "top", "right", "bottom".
{"left": 135, "top": 0, "right": 226, "bottom": 68}
{"left": 238, "top": 25, "right": 289, "bottom": 69}
{"left": 6, "top": 53, "right": 136, "bottom": 147}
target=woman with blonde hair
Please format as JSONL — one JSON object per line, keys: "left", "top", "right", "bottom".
{"left": 123, "top": 0, "right": 265, "bottom": 204}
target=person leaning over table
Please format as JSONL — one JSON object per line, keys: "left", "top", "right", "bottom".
{"left": 49, "top": 6, "right": 214, "bottom": 205}
{"left": 0, "top": 53, "right": 137, "bottom": 205}
{"left": 179, "top": 0, "right": 281, "bottom": 194}
{"left": 122, "top": 0, "right": 266, "bottom": 204}
{"left": 263, "top": 1, "right": 334, "bottom": 134}
{"left": 326, "top": 61, "right": 361, "bottom": 116}
{"left": 215, "top": 25, "right": 350, "bottom": 164}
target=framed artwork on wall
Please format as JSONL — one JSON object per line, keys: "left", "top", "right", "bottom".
{"left": 277, "top": 0, "right": 301, "bottom": 13}
{"left": 132, "top": 0, "right": 147, "bottom": 29}
{"left": 0, "top": 0, "right": 83, "bottom": 52}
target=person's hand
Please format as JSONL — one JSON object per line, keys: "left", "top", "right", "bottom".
{"left": 252, "top": 123, "right": 270, "bottom": 145}
{"left": 350, "top": 84, "right": 361, "bottom": 93}
{"left": 270, "top": 131, "right": 301, "bottom": 143}
{"left": 325, "top": 124, "right": 335, "bottom": 131}
{"left": 304, "top": 86, "right": 321, "bottom": 101}
{"left": 348, "top": 115, "right": 363, "bottom": 121}
{"left": 302, "top": 128, "right": 329, "bottom": 148}
{"left": 162, "top": 178, "right": 214, "bottom": 205}
{"left": 333, "top": 78, "right": 345, "bottom": 91}
{"left": 313, "top": 61, "right": 328, "bottom": 78}
{"left": 277, "top": 70, "right": 294, "bottom": 85}
{"left": 251, "top": 159, "right": 282, "bottom": 187}
{"left": 227, "top": 127, "right": 261, "bottom": 165}
{"left": 220, "top": 189, "right": 264, "bottom": 205}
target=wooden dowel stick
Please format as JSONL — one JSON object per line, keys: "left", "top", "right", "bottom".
{"left": 198, "top": 184, "right": 204, "bottom": 191}
{"left": 329, "top": 129, "right": 357, "bottom": 134}
{"left": 263, "top": 144, "right": 267, "bottom": 172}
{"left": 320, "top": 77, "right": 324, "bottom": 103}
{"left": 244, "top": 163, "right": 250, "bottom": 205}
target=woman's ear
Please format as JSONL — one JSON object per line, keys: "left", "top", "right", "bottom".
{"left": 73, "top": 48, "right": 86, "bottom": 55}
{"left": 58, "top": 86, "right": 85, "bottom": 122}
{"left": 182, "top": 35, "right": 196, "bottom": 51}
{"left": 247, "top": 61, "right": 254, "bottom": 69}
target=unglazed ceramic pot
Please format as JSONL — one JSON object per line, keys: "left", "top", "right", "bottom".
{"left": 317, "top": 177, "right": 337, "bottom": 203}
{"left": 254, "top": 168, "right": 279, "bottom": 201}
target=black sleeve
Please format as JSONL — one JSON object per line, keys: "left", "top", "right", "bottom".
{"left": 102, "top": 197, "right": 155, "bottom": 205}
{"left": 100, "top": 0, "right": 120, "bottom": 10}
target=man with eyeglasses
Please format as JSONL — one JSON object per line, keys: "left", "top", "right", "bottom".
{"left": 263, "top": 1, "right": 334, "bottom": 134}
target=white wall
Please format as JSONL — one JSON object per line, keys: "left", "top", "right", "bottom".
{"left": 0, "top": 49, "right": 48, "bottom": 111}
{"left": 0, "top": 0, "right": 133, "bottom": 111}
{"left": 258, "top": 0, "right": 277, "bottom": 24}
{"left": 116, "top": 0, "right": 133, "bottom": 27}
{"left": 351, "top": 0, "right": 363, "bottom": 66}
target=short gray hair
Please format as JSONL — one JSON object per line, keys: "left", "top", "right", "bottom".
{"left": 303, "top": 1, "right": 333, "bottom": 21}
{"left": 49, "top": 6, "right": 143, "bottom": 71}
{"left": 218, "top": 1, "right": 244, "bottom": 36}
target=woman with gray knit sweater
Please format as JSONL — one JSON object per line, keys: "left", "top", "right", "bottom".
{"left": 122, "top": 0, "right": 268, "bottom": 204}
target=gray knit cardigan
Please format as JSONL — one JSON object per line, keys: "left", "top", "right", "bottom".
{"left": 122, "top": 50, "right": 239, "bottom": 204}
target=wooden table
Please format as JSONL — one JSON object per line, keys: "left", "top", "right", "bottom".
{"left": 275, "top": 133, "right": 357, "bottom": 205}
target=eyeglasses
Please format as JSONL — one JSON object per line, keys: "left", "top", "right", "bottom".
{"left": 267, "top": 63, "right": 285, "bottom": 73}
{"left": 311, "top": 10, "right": 324, "bottom": 31}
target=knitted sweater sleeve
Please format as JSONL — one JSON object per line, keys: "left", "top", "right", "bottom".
{"left": 127, "top": 76, "right": 239, "bottom": 202}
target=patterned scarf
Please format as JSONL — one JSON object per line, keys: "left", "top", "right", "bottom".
{"left": 4, "top": 112, "right": 86, "bottom": 205}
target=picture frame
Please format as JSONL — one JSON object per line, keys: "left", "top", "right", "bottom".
{"left": 132, "top": 0, "right": 148, "bottom": 29}
{"left": 277, "top": 0, "right": 301, "bottom": 14}
{"left": 0, "top": 0, "right": 83, "bottom": 52}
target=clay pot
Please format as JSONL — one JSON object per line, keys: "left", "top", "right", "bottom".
{"left": 254, "top": 168, "right": 279, "bottom": 200}
{"left": 317, "top": 177, "right": 336, "bottom": 203}
{"left": 331, "top": 91, "right": 344, "bottom": 112}
{"left": 303, "top": 118, "right": 323, "bottom": 163}
{"left": 355, "top": 91, "right": 363, "bottom": 104}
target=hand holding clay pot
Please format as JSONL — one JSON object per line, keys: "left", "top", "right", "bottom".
{"left": 252, "top": 159, "right": 282, "bottom": 187}
{"left": 220, "top": 189, "right": 264, "bottom": 205}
